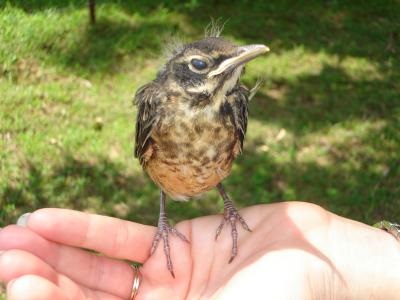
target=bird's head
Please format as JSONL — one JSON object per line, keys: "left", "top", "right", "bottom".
{"left": 158, "top": 37, "right": 269, "bottom": 106}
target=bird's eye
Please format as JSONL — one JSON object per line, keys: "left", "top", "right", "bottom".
{"left": 190, "top": 58, "right": 208, "bottom": 70}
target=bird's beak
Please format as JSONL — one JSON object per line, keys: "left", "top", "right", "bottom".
{"left": 208, "top": 44, "right": 269, "bottom": 78}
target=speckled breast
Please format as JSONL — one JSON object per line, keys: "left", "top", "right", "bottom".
{"left": 145, "top": 108, "right": 238, "bottom": 200}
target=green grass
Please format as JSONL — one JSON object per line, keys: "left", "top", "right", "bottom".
{"left": 0, "top": 0, "right": 399, "bottom": 256}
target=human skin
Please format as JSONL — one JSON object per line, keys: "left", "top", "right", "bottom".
{"left": 0, "top": 202, "right": 399, "bottom": 299}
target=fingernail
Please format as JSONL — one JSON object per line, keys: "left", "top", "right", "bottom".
{"left": 17, "top": 213, "right": 31, "bottom": 227}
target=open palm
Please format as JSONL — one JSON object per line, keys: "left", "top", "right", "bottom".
{"left": 1, "top": 202, "right": 399, "bottom": 299}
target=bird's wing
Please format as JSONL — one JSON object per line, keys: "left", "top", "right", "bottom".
{"left": 134, "top": 82, "right": 162, "bottom": 166}
{"left": 230, "top": 85, "right": 250, "bottom": 155}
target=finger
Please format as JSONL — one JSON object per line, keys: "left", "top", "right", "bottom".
{"left": 7, "top": 274, "right": 67, "bottom": 300}
{"left": 0, "top": 250, "right": 125, "bottom": 300}
{"left": 0, "top": 225, "right": 135, "bottom": 299}
{"left": 26, "top": 208, "right": 155, "bottom": 262}
{"left": 0, "top": 249, "right": 57, "bottom": 284}
{"left": 7, "top": 274, "right": 122, "bottom": 300}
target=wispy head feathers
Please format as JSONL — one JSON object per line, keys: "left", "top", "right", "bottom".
{"left": 162, "top": 18, "right": 228, "bottom": 63}
{"left": 249, "top": 79, "right": 263, "bottom": 100}
{"left": 163, "top": 35, "right": 185, "bottom": 61}
{"left": 205, "top": 18, "right": 228, "bottom": 38}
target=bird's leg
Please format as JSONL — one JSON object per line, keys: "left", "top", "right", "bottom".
{"left": 373, "top": 220, "right": 400, "bottom": 241}
{"left": 215, "top": 183, "right": 251, "bottom": 263}
{"left": 150, "top": 190, "right": 189, "bottom": 278}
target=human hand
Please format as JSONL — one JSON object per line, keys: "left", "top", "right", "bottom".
{"left": 1, "top": 202, "right": 400, "bottom": 299}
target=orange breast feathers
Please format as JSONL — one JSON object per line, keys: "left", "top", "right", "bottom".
{"left": 144, "top": 118, "right": 241, "bottom": 200}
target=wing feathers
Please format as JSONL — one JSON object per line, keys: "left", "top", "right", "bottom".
{"left": 134, "top": 83, "right": 162, "bottom": 166}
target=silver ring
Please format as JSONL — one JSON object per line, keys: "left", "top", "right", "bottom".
{"left": 130, "top": 264, "right": 142, "bottom": 300}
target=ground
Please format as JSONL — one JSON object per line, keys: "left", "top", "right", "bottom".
{"left": 0, "top": 1, "right": 399, "bottom": 296}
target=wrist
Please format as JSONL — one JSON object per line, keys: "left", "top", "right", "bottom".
{"left": 364, "top": 229, "right": 400, "bottom": 299}
{"left": 330, "top": 216, "right": 400, "bottom": 299}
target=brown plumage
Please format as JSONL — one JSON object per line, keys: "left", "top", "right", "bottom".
{"left": 134, "top": 34, "right": 269, "bottom": 277}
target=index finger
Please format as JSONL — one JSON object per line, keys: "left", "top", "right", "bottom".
{"left": 25, "top": 208, "right": 155, "bottom": 262}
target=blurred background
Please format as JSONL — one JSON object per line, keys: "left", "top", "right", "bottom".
{"left": 0, "top": 0, "right": 399, "bottom": 240}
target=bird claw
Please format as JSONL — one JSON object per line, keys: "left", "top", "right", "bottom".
{"left": 150, "top": 218, "right": 189, "bottom": 278}
{"left": 215, "top": 206, "right": 251, "bottom": 263}
{"left": 374, "top": 220, "right": 400, "bottom": 241}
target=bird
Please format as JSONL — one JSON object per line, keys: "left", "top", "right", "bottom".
{"left": 134, "top": 30, "right": 269, "bottom": 277}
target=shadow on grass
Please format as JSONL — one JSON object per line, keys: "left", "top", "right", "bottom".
{"left": 5, "top": 0, "right": 184, "bottom": 15}
{"left": 3, "top": 1, "right": 185, "bottom": 76}
{"left": 248, "top": 64, "right": 400, "bottom": 134}
{"left": 45, "top": 17, "right": 181, "bottom": 75}
{"left": 2, "top": 156, "right": 153, "bottom": 226}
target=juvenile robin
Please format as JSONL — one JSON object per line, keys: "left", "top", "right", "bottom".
{"left": 134, "top": 32, "right": 269, "bottom": 277}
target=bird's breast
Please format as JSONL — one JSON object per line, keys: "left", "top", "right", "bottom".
{"left": 145, "top": 105, "right": 239, "bottom": 200}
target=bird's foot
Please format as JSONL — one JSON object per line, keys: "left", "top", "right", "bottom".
{"left": 215, "top": 205, "right": 251, "bottom": 263}
{"left": 150, "top": 217, "right": 189, "bottom": 278}
{"left": 374, "top": 220, "right": 400, "bottom": 241}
